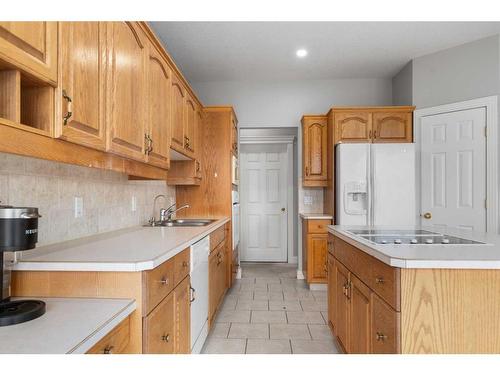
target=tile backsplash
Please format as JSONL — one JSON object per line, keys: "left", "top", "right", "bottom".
{"left": 0, "top": 152, "right": 175, "bottom": 246}
{"left": 298, "top": 184, "right": 324, "bottom": 213}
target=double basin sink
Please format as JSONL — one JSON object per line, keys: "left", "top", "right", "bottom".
{"left": 144, "top": 219, "right": 216, "bottom": 227}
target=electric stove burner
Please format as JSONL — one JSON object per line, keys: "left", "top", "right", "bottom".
{"left": 359, "top": 234, "right": 485, "bottom": 245}
{"left": 0, "top": 299, "right": 46, "bottom": 327}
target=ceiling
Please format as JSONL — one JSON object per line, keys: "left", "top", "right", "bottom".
{"left": 149, "top": 22, "right": 500, "bottom": 83}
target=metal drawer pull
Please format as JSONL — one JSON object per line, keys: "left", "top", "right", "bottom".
{"left": 62, "top": 89, "right": 73, "bottom": 125}
{"left": 162, "top": 334, "right": 170, "bottom": 343}
{"left": 190, "top": 286, "right": 196, "bottom": 302}
{"left": 160, "top": 277, "right": 169, "bottom": 285}
{"left": 182, "top": 261, "right": 189, "bottom": 268}
{"left": 375, "top": 276, "right": 385, "bottom": 284}
{"left": 376, "top": 332, "right": 387, "bottom": 341}
{"left": 103, "top": 345, "right": 114, "bottom": 354}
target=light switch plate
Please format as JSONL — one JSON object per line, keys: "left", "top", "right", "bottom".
{"left": 304, "top": 196, "right": 313, "bottom": 205}
{"left": 74, "top": 196, "right": 83, "bottom": 218}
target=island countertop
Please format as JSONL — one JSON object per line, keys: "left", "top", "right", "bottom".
{"left": 0, "top": 297, "right": 135, "bottom": 354}
{"left": 13, "top": 217, "right": 229, "bottom": 272}
{"left": 329, "top": 225, "right": 500, "bottom": 269}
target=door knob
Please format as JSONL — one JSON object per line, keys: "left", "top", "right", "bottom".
{"left": 422, "top": 212, "right": 432, "bottom": 219}
{"left": 281, "top": 208, "right": 286, "bottom": 212}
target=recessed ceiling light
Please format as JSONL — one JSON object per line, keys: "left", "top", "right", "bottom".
{"left": 296, "top": 49, "right": 308, "bottom": 58}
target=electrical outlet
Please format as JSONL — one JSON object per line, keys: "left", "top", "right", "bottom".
{"left": 131, "top": 196, "right": 137, "bottom": 212}
{"left": 304, "top": 195, "right": 313, "bottom": 206}
{"left": 74, "top": 196, "right": 83, "bottom": 218}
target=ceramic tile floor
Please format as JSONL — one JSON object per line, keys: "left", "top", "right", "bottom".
{"left": 201, "top": 263, "right": 340, "bottom": 354}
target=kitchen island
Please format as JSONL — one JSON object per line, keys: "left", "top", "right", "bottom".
{"left": 327, "top": 225, "right": 500, "bottom": 354}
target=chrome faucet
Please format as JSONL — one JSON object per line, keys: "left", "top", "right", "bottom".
{"left": 150, "top": 194, "right": 167, "bottom": 225}
{"left": 162, "top": 203, "right": 190, "bottom": 221}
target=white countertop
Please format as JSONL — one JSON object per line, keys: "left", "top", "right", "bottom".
{"left": 0, "top": 297, "right": 136, "bottom": 354}
{"left": 14, "top": 217, "right": 229, "bottom": 272}
{"left": 329, "top": 225, "right": 500, "bottom": 269}
{"left": 300, "top": 213, "right": 333, "bottom": 220}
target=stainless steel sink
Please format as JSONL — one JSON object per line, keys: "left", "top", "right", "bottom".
{"left": 144, "top": 219, "right": 216, "bottom": 227}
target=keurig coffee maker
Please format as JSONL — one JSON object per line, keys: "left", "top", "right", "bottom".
{"left": 0, "top": 205, "right": 45, "bottom": 326}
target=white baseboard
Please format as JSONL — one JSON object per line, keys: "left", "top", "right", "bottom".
{"left": 309, "top": 283, "right": 327, "bottom": 291}
{"left": 296, "top": 270, "right": 305, "bottom": 280}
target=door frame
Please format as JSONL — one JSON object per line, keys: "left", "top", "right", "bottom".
{"left": 414, "top": 96, "right": 498, "bottom": 233}
{"left": 240, "top": 135, "right": 296, "bottom": 263}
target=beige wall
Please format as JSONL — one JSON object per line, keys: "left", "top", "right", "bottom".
{"left": 0, "top": 153, "right": 175, "bottom": 246}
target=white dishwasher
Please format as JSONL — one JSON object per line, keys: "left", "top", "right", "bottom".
{"left": 190, "top": 236, "right": 209, "bottom": 354}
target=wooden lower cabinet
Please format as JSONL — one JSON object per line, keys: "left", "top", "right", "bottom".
{"left": 87, "top": 316, "right": 131, "bottom": 354}
{"left": 208, "top": 239, "right": 229, "bottom": 327}
{"left": 302, "top": 218, "right": 331, "bottom": 284}
{"left": 329, "top": 234, "right": 400, "bottom": 354}
{"left": 143, "top": 290, "right": 176, "bottom": 354}
{"left": 174, "top": 276, "right": 191, "bottom": 354}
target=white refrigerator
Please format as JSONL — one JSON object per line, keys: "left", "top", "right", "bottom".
{"left": 335, "top": 143, "right": 416, "bottom": 226}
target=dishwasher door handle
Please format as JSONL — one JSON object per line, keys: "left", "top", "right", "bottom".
{"left": 190, "top": 285, "right": 196, "bottom": 302}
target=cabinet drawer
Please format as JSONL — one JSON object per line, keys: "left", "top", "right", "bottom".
{"left": 333, "top": 237, "right": 400, "bottom": 311}
{"left": 371, "top": 293, "right": 400, "bottom": 353}
{"left": 173, "top": 247, "right": 190, "bottom": 285}
{"left": 143, "top": 292, "right": 175, "bottom": 354}
{"left": 210, "top": 225, "right": 226, "bottom": 252}
{"left": 307, "top": 219, "right": 331, "bottom": 234}
{"left": 87, "top": 316, "right": 130, "bottom": 354}
{"left": 143, "top": 258, "right": 175, "bottom": 315}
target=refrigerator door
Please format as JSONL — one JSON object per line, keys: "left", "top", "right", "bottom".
{"left": 371, "top": 143, "right": 416, "bottom": 226}
{"left": 335, "top": 143, "right": 370, "bottom": 225}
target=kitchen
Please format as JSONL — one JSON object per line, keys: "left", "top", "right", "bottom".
{"left": 2, "top": 2, "right": 500, "bottom": 371}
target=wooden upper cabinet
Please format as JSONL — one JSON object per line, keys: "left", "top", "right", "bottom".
{"left": 302, "top": 116, "right": 327, "bottom": 187}
{"left": 372, "top": 111, "right": 412, "bottom": 143}
{"left": 184, "top": 94, "right": 196, "bottom": 156}
{"left": 146, "top": 43, "right": 171, "bottom": 169}
{"left": 170, "top": 74, "right": 185, "bottom": 153}
{"left": 105, "top": 22, "right": 147, "bottom": 162}
{"left": 57, "top": 22, "right": 106, "bottom": 151}
{"left": 334, "top": 112, "right": 372, "bottom": 143}
{"left": 0, "top": 22, "right": 57, "bottom": 84}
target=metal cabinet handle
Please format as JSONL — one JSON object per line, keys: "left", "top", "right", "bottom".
{"left": 196, "top": 161, "right": 201, "bottom": 172}
{"left": 369, "top": 130, "right": 372, "bottom": 138}
{"left": 190, "top": 286, "right": 196, "bottom": 302}
{"left": 373, "top": 130, "right": 377, "bottom": 139}
{"left": 103, "top": 345, "right": 114, "bottom": 354}
{"left": 62, "top": 89, "right": 73, "bottom": 125}
{"left": 161, "top": 334, "right": 170, "bottom": 343}
{"left": 375, "top": 276, "right": 385, "bottom": 284}
{"left": 144, "top": 134, "right": 153, "bottom": 155}
{"left": 182, "top": 261, "right": 189, "bottom": 268}
{"left": 160, "top": 276, "right": 169, "bottom": 285}
{"left": 305, "top": 166, "right": 309, "bottom": 176}
{"left": 376, "top": 332, "right": 387, "bottom": 341}
{"left": 184, "top": 136, "right": 191, "bottom": 149}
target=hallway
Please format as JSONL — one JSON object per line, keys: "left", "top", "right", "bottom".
{"left": 201, "top": 263, "right": 340, "bottom": 354}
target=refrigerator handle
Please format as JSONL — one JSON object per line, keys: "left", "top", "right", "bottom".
{"left": 367, "top": 146, "right": 373, "bottom": 226}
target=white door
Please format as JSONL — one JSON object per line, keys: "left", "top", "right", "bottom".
{"left": 240, "top": 144, "right": 288, "bottom": 262}
{"left": 420, "top": 107, "right": 486, "bottom": 231}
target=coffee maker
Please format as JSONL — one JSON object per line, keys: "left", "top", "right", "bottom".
{"left": 0, "top": 205, "right": 45, "bottom": 326}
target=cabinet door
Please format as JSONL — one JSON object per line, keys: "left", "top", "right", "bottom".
{"left": 208, "top": 249, "right": 219, "bottom": 325}
{"left": 0, "top": 22, "right": 57, "bottom": 83}
{"left": 184, "top": 94, "right": 196, "bottom": 156}
{"left": 327, "top": 253, "right": 336, "bottom": 331}
{"left": 372, "top": 112, "right": 412, "bottom": 143}
{"left": 105, "top": 22, "right": 146, "bottom": 162}
{"left": 58, "top": 22, "right": 106, "bottom": 150}
{"left": 349, "top": 274, "right": 372, "bottom": 354}
{"left": 334, "top": 112, "right": 372, "bottom": 143}
{"left": 302, "top": 117, "right": 327, "bottom": 186}
{"left": 143, "top": 292, "right": 175, "bottom": 354}
{"left": 170, "top": 74, "right": 185, "bottom": 153}
{"left": 307, "top": 233, "right": 328, "bottom": 283}
{"left": 334, "top": 260, "right": 350, "bottom": 352}
{"left": 146, "top": 44, "right": 171, "bottom": 168}
{"left": 371, "top": 293, "right": 400, "bottom": 353}
{"left": 174, "top": 276, "right": 191, "bottom": 354}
